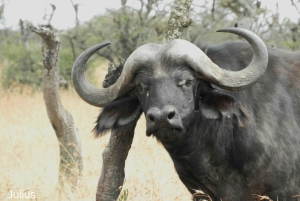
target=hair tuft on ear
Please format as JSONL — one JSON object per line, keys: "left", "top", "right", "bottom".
{"left": 199, "top": 90, "right": 250, "bottom": 127}
{"left": 93, "top": 95, "right": 142, "bottom": 138}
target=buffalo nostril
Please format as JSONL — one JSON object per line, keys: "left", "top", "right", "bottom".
{"left": 148, "top": 114, "right": 155, "bottom": 122}
{"left": 168, "top": 111, "right": 175, "bottom": 120}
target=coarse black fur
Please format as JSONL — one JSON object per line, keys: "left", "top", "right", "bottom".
{"left": 93, "top": 94, "right": 142, "bottom": 136}
{"left": 102, "top": 62, "right": 124, "bottom": 88}
{"left": 95, "top": 41, "right": 300, "bottom": 201}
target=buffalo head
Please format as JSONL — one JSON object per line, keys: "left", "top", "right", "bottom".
{"left": 71, "top": 27, "right": 268, "bottom": 143}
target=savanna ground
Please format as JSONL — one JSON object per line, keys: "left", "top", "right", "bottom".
{"left": 0, "top": 66, "right": 191, "bottom": 201}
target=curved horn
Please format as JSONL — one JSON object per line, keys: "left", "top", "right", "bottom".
{"left": 166, "top": 27, "right": 268, "bottom": 90}
{"left": 71, "top": 42, "right": 124, "bottom": 107}
{"left": 72, "top": 41, "right": 160, "bottom": 107}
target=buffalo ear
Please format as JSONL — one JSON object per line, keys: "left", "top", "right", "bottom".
{"left": 94, "top": 95, "right": 142, "bottom": 137}
{"left": 199, "top": 90, "right": 249, "bottom": 126}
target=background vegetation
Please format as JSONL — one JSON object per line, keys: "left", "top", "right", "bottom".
{"left": 0, "top": 0, "right": 300, "bottom": 91}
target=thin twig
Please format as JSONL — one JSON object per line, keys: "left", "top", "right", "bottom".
{"left": 48, "top": 3, "right": 56, "bottom": 24}
{"left": 211, "top": 0, "right": 216, "bottom": 20}
{"left": 291, "top": 0, "right": 300, "bottom": 15}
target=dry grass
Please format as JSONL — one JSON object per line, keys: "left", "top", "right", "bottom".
{"left": 0, "top": 67, "right": 190, "bottom": 200}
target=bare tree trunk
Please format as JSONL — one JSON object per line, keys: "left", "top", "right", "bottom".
{"left": 96, "top": 127, "right": 135, "bottom": 201}
{"left": 30, "top": 25, "right": 83, "bottom": 189}
{"left": 96, "top": 61, "right": 135, "bottom": 201}
{"left": 164, "top": 0, "right": 193, "bottom": 41}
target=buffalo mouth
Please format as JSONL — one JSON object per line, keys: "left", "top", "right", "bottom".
{"left": 146, "top": 127, "right": 184, "bottom": 141}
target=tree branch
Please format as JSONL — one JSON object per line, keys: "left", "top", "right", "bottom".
{"left": 291, "top": 0, "right": 300, "bottom": 15}
{"left": 67, "top": 36, "right": 76, "bottom": 61}
{"left": 69, "top": 0, "right": 80, "bottom": 27}
{"left": 48, "top": 3, "right": 56, "bottom": 24}
{"left": 212, "top": 0, "right": 216, "bottom": 20}
{"left": 164, "top": 0, "right": 193, "bottom": 41}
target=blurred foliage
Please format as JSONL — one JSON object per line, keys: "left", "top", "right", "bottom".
{"left": 0, "top": 23, "right": 43, "bottom": 89}
{"left": 0, "top": 0, "right": 300, "bottom": 90}
{"left": 65, "top": 0, "right": 169, "bottom": 64}
{"left": 183, "top": 0, "right": 300, "bottom": 50}
{"left": 0, "top": 21, "right": 105, "bottom": 90}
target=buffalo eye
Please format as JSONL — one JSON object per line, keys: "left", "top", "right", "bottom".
{"left": 137, "top": 83, "right": 148, "bottom": 93}
{"left": 185, "top": 80, "right": 193, "bottom": 87}
{"left": 179, "top": 79, "right": 193, "bottom": 87}
{"left": 137, "top": 84, "right": 143, "bottom": 92}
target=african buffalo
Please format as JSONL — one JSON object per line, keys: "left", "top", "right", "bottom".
{"left": 72, "top": 28, "right": 300, "bottom": 201}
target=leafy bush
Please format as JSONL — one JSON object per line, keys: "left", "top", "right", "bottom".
{"left": 0, "top": 28, "right": 43, "bottom": 89}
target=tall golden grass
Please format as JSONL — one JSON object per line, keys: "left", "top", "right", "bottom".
{"left": 0, "top": 67, "right": 190, "bottom": 200}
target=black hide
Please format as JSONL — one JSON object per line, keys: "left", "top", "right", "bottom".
{"left": 95, "top": 41, "right": 300, "bottom": 201}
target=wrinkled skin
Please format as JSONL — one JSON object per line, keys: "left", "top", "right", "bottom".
{"left": 135, "top": 67, "right": 196, "bottom": 140}
{"left": 95, "top": 42, "right": 300, "bottom": 201}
